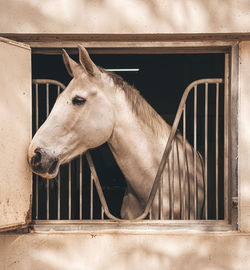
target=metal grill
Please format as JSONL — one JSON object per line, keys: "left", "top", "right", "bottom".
{"left": 32, "top": 78, "right": 226, "bottom": 222}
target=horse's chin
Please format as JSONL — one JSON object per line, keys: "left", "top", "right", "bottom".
{"left": 32, "top": 162, "right": 60, "bottom": 179}
{"left": 35, "top": 170, "right": 59, "bottom": 179}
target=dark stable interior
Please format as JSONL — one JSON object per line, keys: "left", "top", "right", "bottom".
{"left": 32, "top": 52, "right": 225, "bottom": 220}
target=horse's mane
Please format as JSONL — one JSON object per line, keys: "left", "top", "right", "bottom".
{"left": 99, "top": 68, "right": 169, "bottom": 137}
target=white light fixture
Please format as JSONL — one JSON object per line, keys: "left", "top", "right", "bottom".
{"left": 105, "top": 68, "right": 139, "bottom": 72}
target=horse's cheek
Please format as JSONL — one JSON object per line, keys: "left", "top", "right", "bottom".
{"left": 81, "top": 107, "right": 114, "bottom": 148}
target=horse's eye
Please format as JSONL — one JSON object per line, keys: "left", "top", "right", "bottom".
{"left": 72, "top": 96, "right": 86, "bottom": 106}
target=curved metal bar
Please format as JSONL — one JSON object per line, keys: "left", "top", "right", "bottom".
{"left": 85, "top": 78, "right": 223, "bottom": 221}
{"left": 85, "top": 151, "right": 121, "bottom": 221}
{"left": 134, "top": 78, "right": 223, "bottom": 220}
{"left": 32, "top": 79, "right": 65, "bottom": 221}
{"left": 32, "top": 79, "right": 66, "bottom": 90}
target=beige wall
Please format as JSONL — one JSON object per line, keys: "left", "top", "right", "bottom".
{"left": 0, "top": 232, "right": 250, "bottom": 270}
{"left": 1, "top": 0, "right": 250, "bottom": 33}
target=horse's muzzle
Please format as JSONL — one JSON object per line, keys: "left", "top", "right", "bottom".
{"left": 29, "top": 147, "right": 59, "bottom": 178}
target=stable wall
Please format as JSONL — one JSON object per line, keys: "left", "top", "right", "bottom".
{"left": 0, "top": 0, "right": 250, "bottom": 33}
{"left": 1, "top": 1, "right": 250, "bottom": 269}
{"left": 0, "top": 232, "right": 250, "bottom": 270}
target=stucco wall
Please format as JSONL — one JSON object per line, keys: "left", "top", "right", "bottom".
{"left": 0, "top": 232, "right": 250, "bottom": 270}
{"left": 1, "top": 0, "right": 250, "bottom": 33}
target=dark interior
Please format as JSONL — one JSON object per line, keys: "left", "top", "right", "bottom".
{"left": 32, "top": 52, "right": 225, "bottom": 220}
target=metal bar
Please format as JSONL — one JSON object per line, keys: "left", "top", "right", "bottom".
{"left": 31, "top": 220, "right": 234, "bottom": 234}
{"left": 101, "top": 207, "right": 104, "bottom": 220}
{"left": 46, "top": 83, "right": 49, "bottom": 220}
{"left": 57, "top": 171, "right": 61, "bottom": 220}
{"left": 35, "top": 83, "right": 39, "bottom": 220}
{"left": 85, "top": 151, "right": 120, "bottom": 221}
{"left": 175, "top": 140, "right": 182, "bottom": 219}
{"left": 182, "top": 105, "right": 186, "bottom": 219}
{"left": 31, "top": 219, "right": 233, "bottom": 232}
{"left": 158, "top": 175, "right": 163, "bottom": 220}
{"left": 32, "top": 79, "right": 66, "bottom": 90}
{"left": 204, "top": 83, "right": 208, "bottom": 220}
{"left": 186, "top": 150, "right": 191, "bottom": 220}
{"left": 57, "top": 85, "right": 61, "bottom": 96}
{"left": 46, "top": 179, "right": 49, "bottom": 220}
{"left": 160, "top": 175, "right": 163, "bottom": 219}
{"left": 69, "top": 163, "right": 71, "bottom": 220}
{"left": 46, "top": 83, "right": 49, "bottom": 115}
{"left": 35, "top": 83, "right": 39, "bottom": 130}
{"left": 167, "top": 160, "right": 171, "bottom": 219}
{"left": 32, "top": 219, "right": 230, "bottom": 226}
{"left": 158, "top": 183, "right": 161, "bottom": 219}
{"left": 90, "top": 173, "right": 94, "bottom": 220}
{"left": 35, "top": 175, "right": 39, "bottom": 220}
{"left": 79, "top": 155, "right": 83, "bottom": 220}
{"left": 224, "top": 54, "right": 230, "bottom": 222}
{"left": 194, "top": 85, "right": 197, "bottom": 219}
{"left": 57, "top": 85, "right": 61, "bottom": 221}
{"left": 171, "top": 147, "right": 175, "bottom": 220}
{"left": 216, "top": 83, "right": 219, "bottom": 220}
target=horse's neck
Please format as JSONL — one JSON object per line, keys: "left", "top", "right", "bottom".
{"left": 107, "top": 90, "right": 169, "bottom": 199}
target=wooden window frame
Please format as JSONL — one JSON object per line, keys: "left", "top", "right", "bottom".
{"left": 2, "top": 34, "right": 238, "bottom": 232}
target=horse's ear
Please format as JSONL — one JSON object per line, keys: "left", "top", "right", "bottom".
{"left": 78, "top": 45, "right": 97, "bottom": 76}
{"left": 62, "top": 49, "right": 79, "bottom": 77}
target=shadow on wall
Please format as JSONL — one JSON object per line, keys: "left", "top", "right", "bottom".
{"left": 2, "top": 233, "right": 250, "bottom": 270}
{"left": 0, "top": 0, "right": 250, "bottom": 33}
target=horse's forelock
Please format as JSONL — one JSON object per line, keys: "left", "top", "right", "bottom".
{"left": 99, "top": 67, "right": 168, "bottom": 137}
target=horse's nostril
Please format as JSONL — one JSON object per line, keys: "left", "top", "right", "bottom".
{"left": 31, "top": 148, "right": 42, "bottom": 166}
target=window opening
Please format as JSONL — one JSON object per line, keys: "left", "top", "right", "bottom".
{"left": 32, "top": 53, "right": 226, "bottom": 222}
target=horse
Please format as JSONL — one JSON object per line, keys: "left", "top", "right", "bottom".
{"left": 28, "top": 45, "right": 204, "bottom": 220}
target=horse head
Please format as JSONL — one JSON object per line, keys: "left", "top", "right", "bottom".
{"left": 28, "top": 46, "right": 115, "bottom": 179}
